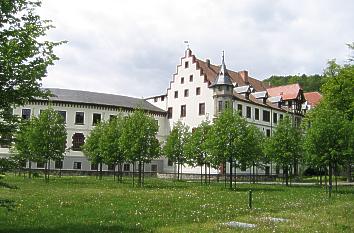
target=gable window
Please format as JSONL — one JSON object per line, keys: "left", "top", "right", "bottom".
{"left": 184, "top": 61, "right": 189, "bottom": 68}
{"left": 237, "top": 104, "right": 243, "bottom": 116}
{"left": 22, "top": 109, "right": 31, "bottom": 120}
{"left": 55, "top": 160, "right": 63, "bottom": 169}
{"left": 174, "top": 91, "right": 178, "bottom": 98}
{"left": 263, "top": 110, "right": 270, "bottom": 122}
{"left": 180, "top": 105, "right": 186, "bottom": 117}
{"left": 196, "top": 87, "right": 201, "bottom": 95}
{"left": 199, "top": 103, "right": 205, "bottom": 115}
{"left": 273, "top": 113, "right": 278, "bottom": 124}
{"left": 255, "top": 108, "right": 259, "bottom": 120}
{"left": 167, "top": 107, "right": 173, "bottom": 119}
{"left": 75, "top": 112, "right": 84, "bottom": 125}
{"left": 73, "top": 162, "right": 82, "bottom": 170}
{"left": 189, "top": 75, "right": 193, "bottom": 82}
{"left": 181, "top": 77, "right": 184, "bottom": 84}
{"left": 92, "top": 113, "right": 101, "bottom": 126}
{"left": 246, "top": 106, "right": 251, "bottom": 118}
{"left": 57, "top": 111, "right": 66, "bottom": 123}
{"left": 72, "top": 133, "right": 85, "bottom": 151}
{"left": 184, "top": 89, "right": 189, "bottom": 97}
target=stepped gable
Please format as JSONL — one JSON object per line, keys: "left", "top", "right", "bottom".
{"left": 304, "top": 92, "right": 322, "bottom": 106}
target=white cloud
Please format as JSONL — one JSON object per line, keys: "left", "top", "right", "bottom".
{"left": 38, "top": 0, "right": 354, "bottom": 97}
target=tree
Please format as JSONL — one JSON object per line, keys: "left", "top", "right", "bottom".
{"left": 28, "top": 108, "right": 67, "bottom": 182}
{"left": 207, "top": 109, "right": 251, "bottom": 190}
{"left": 83, "top": 122, "right": 106, "bottom": 180}
{"left": 163, "top": 121, "right": 190, "bottom": 181}
{"left": 0, "top": 0, "right": 64, "bottom": 145}
{"left": 303, "top": 103, "right": 352, "bottom": 197}
{"left": 120, "top": 110, "right": 160, "bottom": 187}
{"left": 184, "top": 121, "right": 211, "bottom": 185}
{"left": 264, "top": 115, "right": 302, "bottom": 186}
{"left": 100, "top": 115, "right": 126, "bottom": 182}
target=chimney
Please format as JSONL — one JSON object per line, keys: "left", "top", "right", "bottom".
{"left": 206, "top": 59, "right": 210, "bottom": 67}
{"left": 240, "top": 70, "right": 249, "bottom": 84}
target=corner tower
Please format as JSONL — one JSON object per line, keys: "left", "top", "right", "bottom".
{"left": 209, "top": 52, "right": 234, "bottom": 117}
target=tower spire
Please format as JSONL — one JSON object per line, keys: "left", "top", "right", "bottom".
{"left": 209, "top": 50, "right": 233, "bottom": 87}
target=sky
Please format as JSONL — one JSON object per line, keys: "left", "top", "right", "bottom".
{"left": 38, "top": 0, "right": 354, "bottom": 98}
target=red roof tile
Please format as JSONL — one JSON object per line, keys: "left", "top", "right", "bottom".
{"left": 304, "top": 92, "right": 322, "bottom": 106}
{"left": 266, "top": 83, "right": 302, "bottom": 100}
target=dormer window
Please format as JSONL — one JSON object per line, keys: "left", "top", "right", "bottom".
{"left": 184, "top": 61, "right": 189, "bottom": 68}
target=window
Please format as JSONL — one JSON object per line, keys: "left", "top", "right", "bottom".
{"left": 273, "top": 112, "right": 278, "bottom": 124}
{"left": 288, "top": 100, "right": 292, "bottom": 107}
{"left": 73, "top": 162, "right": 82, "bottom": 170}
{"left": 174, "top": 91, "right": 178, "bottom": 98}
{"left": 196, "top": 87, "right": 201, "bottom": 95}
{"left": 167, "top": 107, "right": 173, "bottom": 119}
{"left": 168, "top": 159, "right": 173, "bottom": 166}
{"left": 72, "top": 133, "right": 85, "bottom": 151}
{"left": 184, "top": 89, "right": 189, "bottom": 97}
{"left": 92, "top": 113, "right": 101, "bottom": 126}
{"left": 189, "top": 75, "right": 193, "bottom": 82}
{"left": 123, "top": 164, "right": 130, "bottom": 171}
{"left": 255, "top": 108, "right": 259, "bottom": 120}
{"left": 265, "top": 166, "right": 270, "bottom": 175}
{"left": 225, "top": 101, "right": 231, "bottom": 109}
{"left": 263, "top": 110, "right": 270, "bottom": 122}
{"left": 266, "top": 129, "right": 271, "bottom": 137}
{"left": 181, "top": 77, "right": 184, "bottom": 84}
{"left": 241, "top": 164, "right": 247, "bottom": 172}
{"left": 237, "top": 104, "right": 243, "bottom": 116}
{"left": 161, "top": 96, "right": 165, "bottom": 101}
{"left": 22, "top": 109, "right": 31, "bottom": 120}
{"left": 0, "top": 134, "right": 12, "bottom": 148}
{"left": 246, "top": 106, "right": 251, "bottom": 118}
{"left": 91, "top": 163, "right": 98, "bottom": 170}
{"left": 154, "top": 97, "right": 158, "bottom": 102}
{"left": 199, "top": 103, "right": 205, "bottom": 115}
{"left": 57, "top": 111, "right": 66, "bottom": 123}
{"left": 37, "top": 161, "right": 45, "bottom": 168}
{"left": 218, "top": 101, "right": 223, "bottom": 112}
{"left": 184, "top": 61, "right": 189, "bottom": 68}
{"left": 280, "top": 114, "right": 284, "bottom": 121}
{"left": 276, "top": 165, "right": 280, "bottom": 174}
{"left": 75, "top": 112, "right": 84, "bottom": 125}
{"left": 55, "top": 160, "right": 63, "bottom": 169}
{"left": 108, "top": 164, "right": 115, "bottom": 171}
{"left": 180, "top": 105, "right": 186, "bottom": 117}
{"left": 110, "top": 115, "right": 116, "bottom": 121}
{"left": 151, "top": 164, "right": 158, "bottom": 172}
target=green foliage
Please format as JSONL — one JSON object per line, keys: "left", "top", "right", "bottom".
{"left": 264, "top": 74, "right": 325, "bottom": 92}
{"left": 120, "top": 110, "right": 160, "bottom": 186}
{"left": 83, "top": 122, "right": 106, "bottom": 167}
{"left": 264, "top": 116, "right": 302, "bottom": 185}
{"left": 162, "top": 121, "right": 189, "bottom": 180}
{"left": 0, "top": 0, "right": 65, "bottom": 145}
{"left": 12, "top": 108, "right": 67, "bottom": 181}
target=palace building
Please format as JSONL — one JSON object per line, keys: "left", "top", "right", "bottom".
{"left": 1, "top": 48, "right": 313, "bottom": 176}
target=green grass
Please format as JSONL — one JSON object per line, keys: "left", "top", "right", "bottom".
{"left": 0, "top": 174, "right": 353, "bottom": 233}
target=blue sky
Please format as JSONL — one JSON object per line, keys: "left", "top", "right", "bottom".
{"left": 39, "top": 0, "right": 354, "bottom": 98}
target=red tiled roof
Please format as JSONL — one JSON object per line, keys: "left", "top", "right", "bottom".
{"left": 266, "top": 83, "right": 302, "bottom": 100}
{"left": 195, "top": 59, "right": 269, "bottom": 92}
{"left": 304, "top": 92, "right": 322, "bottom": 106}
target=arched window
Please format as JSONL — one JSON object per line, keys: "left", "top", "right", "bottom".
{"left": 72, "top": 133, "right": 85, "bottom": 151}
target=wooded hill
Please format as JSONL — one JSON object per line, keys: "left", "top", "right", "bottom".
{"left": 263, "top": 74, "right": 325, "bottom": 92}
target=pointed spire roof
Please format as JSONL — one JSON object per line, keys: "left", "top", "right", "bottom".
{"left": 209, "top": 51, "right": 234, "bottom": 87}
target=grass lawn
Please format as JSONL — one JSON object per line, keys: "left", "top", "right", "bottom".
{"left": 0, "top": 174, "right": 353, "bottom": 233}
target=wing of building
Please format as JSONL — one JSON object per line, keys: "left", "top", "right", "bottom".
{"left": 1, "top": 48, "right": 306, "bottom": 176}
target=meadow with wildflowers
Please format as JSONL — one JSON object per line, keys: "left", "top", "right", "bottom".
{"left": 0, "top": 175, "right": 353, "bottom": 233}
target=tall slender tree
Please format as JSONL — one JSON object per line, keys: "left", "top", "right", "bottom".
{"left": 163, "top": 121, "right": 189, "bottom": 181}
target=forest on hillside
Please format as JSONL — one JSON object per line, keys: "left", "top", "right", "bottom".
{"left": 263, "top": 74, "right": 326, "bottom": 92}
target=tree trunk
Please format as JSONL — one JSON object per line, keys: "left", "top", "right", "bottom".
{"left": 319, "top": 167, "right": 323, "bottom": 186}
{"left": 329, "top": 161, "right": 333, "bottom": 198}
{"left": 229, "top": 158, "right": 233, "bottom": 190}
{"left": 284, "top": 165, "right": 289, "bottom": 186}
{"left": 132, "top": 162, "right": 135, "bottom": 187}
{"left": 47, "top": 160, "right": 50, "bottom": 182}
{"left": 335, "top": 163, "right": 338, "bottom": 193}
{"left": 347, "top": 162, "right": 352, "bottom": 183}
{"left": 224, "top": 161, "right": 227, "bottom": 188}
{"left": 200, "top": 165, "right": 203, "bottom": 185}
{"left": 138, "top": 160, "right": 142, "bottom": 187}
{"left": 99, "top": 162, "right": 103, "bottom": 180}
{"left": 204, "top": 163, "right": 207, "bottom": 184}
{"left": 28, "top": 160, "right": 32, "bottom": 179}
{"left": 208, "top": 163, "right": 211, "bottom": 185}
{"left": 177, "top": 162, "right": 180, "bottom": 181}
